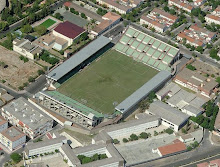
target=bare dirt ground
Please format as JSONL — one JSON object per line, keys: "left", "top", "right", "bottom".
{"left": 0, "top": 46, "right": 41, "bottom": 90}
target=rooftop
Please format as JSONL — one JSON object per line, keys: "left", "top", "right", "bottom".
{"left": 1, "top": 126, "right": 25, "bottom": 142}
{"left": 175, "top": 68, "right": 219, "bottom": 93}
{"left": 147, "top": 101, "right": 189, "bottom": 126}
{"left": 177, "top": 25, "right": 217, "bottom": 46}
{"left": 157, "top": 139, "right": 186, "bottom": 156}
{"left": 115, "top": 70, "right": 171, "bottom": 114}
{"left": 2, "top": 97, "right": 53, "bottom": 130}
{"left": 61, "top": 143, "right": 124, "bottom": 167}
{"left": 141, "top": 8, "right": 178, "bottom": 29}
{"left": 156, "top": 82, "right": 181, "bottom": 98}
{"left": 47, "top": 36, "right": 111, "bottom": 81}
{"left": 54, "top": 21, "right": 85, "bottom": 39}
{"left": 0, "top": 115, "right": 7, "bottom": 126}
{"left": 25, "top": 136, "right": 66, "bottom": 152}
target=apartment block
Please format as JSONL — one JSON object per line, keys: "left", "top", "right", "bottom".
{"left": 1, "top": 97, "right": 53, "bottom": 139}
{"left": 91, "top": 12, "right": 121, "bottom": 38}
{"left": 0, "top": 126, "right": 26, "bottom": 151}
{"left": 205, "top": 6, "right": 220, "bottom": 25}
{"left": 168, "top": 0, "right": 194, "bottom": 13}
{"left": 0, "top": 116, "right": 8, "bottom": 133}
{"left": 96, "top": 0, "right": 143, "bottom": 14}
{"left": 140, "top": 8, "right": 178, "bottom": 33}
{"left": 177, "top": 25, "right": 217, "bottom": 47}
{"left": 25, "top": 135, "right": 67, "bottom": 158}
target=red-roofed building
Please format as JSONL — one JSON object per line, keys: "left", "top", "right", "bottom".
{"left": 53, "top": 21, "right": 86, "bottom": 46}
{"left": 153, "top": 139, "right": 186, "bottom": 157}
{"left": 140, "top": 8, "right": 178, "bottom": 33}
{"left": 177, "top": 25, "right": 217, "bottom": 47}
{"left": 168, "top": 0, "right": 194, "bottom": 13}
{"left": 205, "top": 6, "right": 220, "bottom": 25}
{"left": 91, "top": 12, "right": 121, "bottom": 38}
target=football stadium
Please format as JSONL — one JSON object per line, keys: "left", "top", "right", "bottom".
{"left": 38, "top": 27, "right": 179, "bottom": 129}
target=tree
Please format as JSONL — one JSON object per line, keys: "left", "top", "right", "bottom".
{"left": 113, "top": 139, "right": 120, "bottom": 144}
{"left": 181, "top": 128, "right": 187, "bottom": 134}
{"left": 164, "top": 6, "right": 169, "bottom": 12}
{"left": 123, "top": 138, "right": 128, "bottom": 143}
{"left": 169, "top": 9, "right": 176, "bottom": 15}
{"left": 10, "top": 153, "right": 22, "bottom": 163}
{"left": 216, "top": 77, "right": 220, "bottom": 84}
{"left": 165, "top": 128, "right": 174, "bottom": 134}
{"left": 186, "top": 64, "right": 196, "bottom": 71}
{"left": 139, "top": 132, "right": 148, "bottom": 139}
{"left": 81, "top": 13, "right": 87, "bottom": 19}
{"left": 196, "top": 46, "right": 203, "bottom": 53}
{"left": 130, "top": 134, "right": 138, "bottom": 141}
{"left": 54, "top": 13, "right": 63, "bottom": 20}
{"left": 21, "top": 24, "right": 33, "bottom": 33}
{"left": 35, "top": 25, "right": 47, "bottom": 36}
{"left": 82, "top": 157, "right": 92, "bottom": 164}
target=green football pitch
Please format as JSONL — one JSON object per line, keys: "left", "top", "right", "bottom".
{"left": 57, "top": 49, "right": 158, "bottom": 115}
{"left": 40, "top": 18, "right": 56, "bottom": 28}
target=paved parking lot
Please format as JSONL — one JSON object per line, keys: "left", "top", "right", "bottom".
{"left": 115, "top": 134, "right": 177, "bottom": 166}
{"left": 27, "top": 153, "right": 68, "bottom": 167}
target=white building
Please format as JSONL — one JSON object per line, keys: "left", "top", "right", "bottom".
{"left": 205, "top": 6, "right": 220, "bottom": 25}
{"left": 0, "top": 126, "right": 26, "bottom": 151}
{"left": 53, "top": 21, "right": 85, "bottom": 46}
{"left": 168, "top": 0, "right": 194, "bottom": 13}
{"left": 91, "top": 12, "right": 121, "bottom": 38}
{"left": 24, "top": 135, "right": 67, "bottom": 158}
{"left": 13, "top": 39, "right": 42, "bottom": 60}
{"left": 0, "top": 116, "right": 8, "bottom": 133}
{"left": 1, "top": 97, "right": 53, "bottom": 139}
{"left": 146, "top": 101, "right": 189, "bottom": 132}
{"left": 104, "top": 115, "right": 160, "bottom": 139}
{"left": 60, "top": 143, "right": 124, "bottom": 167}
{"left": 140, "top": 8, "right": 178, "bottom": 33}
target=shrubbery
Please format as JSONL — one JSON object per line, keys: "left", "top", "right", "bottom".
{"left": 77, "top": 153, "right": 107, "bottom": 164}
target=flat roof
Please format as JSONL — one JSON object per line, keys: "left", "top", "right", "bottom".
{"left": 47, "top": 36, "right": 111, "bottom": 81}
{"left": 1, "top": 126, "right": 25, "bottom": 142}
{"left": 147, "top": 101, "right": 189, "bottom": 126}
{"left": 25, "top": 136, "right": 66, "bottom": 152}
{"left": 2, "top": 97, "right": 53, "bottom": 130}
{"left": 115, "top": 70, "right": 171, "bottom": 114}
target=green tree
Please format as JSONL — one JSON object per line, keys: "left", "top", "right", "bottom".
{"left": 123, "top": 138, "right": 128, "bottom": 143}
{"left": 10, "top": 153, "right": 22, "bottom": 163}
{"left": 139, "top": 132, "right": 148, "bottom": 139}
{"left": 113, "top": 139, "right": 120, "bottom": 144}
{"left": 130, "top": 134, "right": 138, "bottom": 141}
{"left": 196, "top": 46, "right": 203, "bottom": 53}
{"left": 35, "top": 25, "right": 47, "bottom": 36}
{"left": 21, "top": 24, "right": 33, "bottom": 33}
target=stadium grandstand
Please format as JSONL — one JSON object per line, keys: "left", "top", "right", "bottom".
{"left": 115, "top": 70, "right": 171, "bottom": 116}
{"left": 115, "top": 26, "right": 180, "bottom": 72}
{"left": 46, "top": 36, "right": 111, "bottom": 82}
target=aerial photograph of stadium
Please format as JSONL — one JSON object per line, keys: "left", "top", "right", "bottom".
{"left": 0, "top": 0, "right": 219, "bottom": 166}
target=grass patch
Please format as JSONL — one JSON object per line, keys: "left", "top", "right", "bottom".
{"left": 57, "top": 49, "right": 158, "bottom": 114}
{"left": 40, "top": 18, "right": 56, "bottom": 28}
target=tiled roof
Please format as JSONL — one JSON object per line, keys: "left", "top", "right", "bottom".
{"left": 54, "top": 21, "right": 85, "bottom": 39}
{"left": 158, "top": 139, "right": 186, "bottom": 156}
